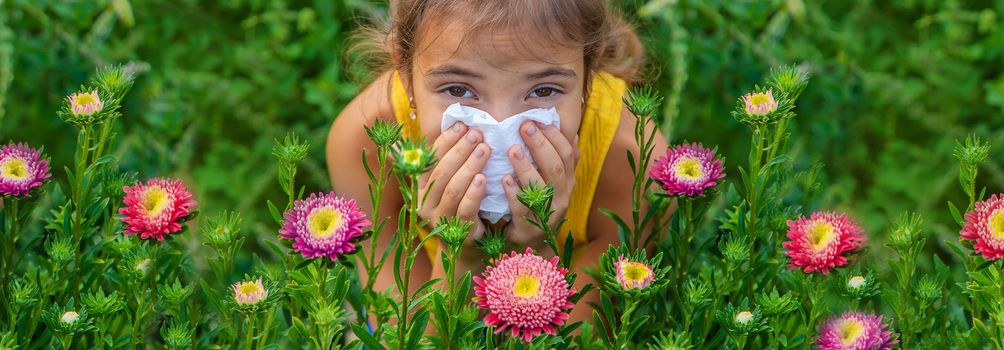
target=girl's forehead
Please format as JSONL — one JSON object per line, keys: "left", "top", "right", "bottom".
{"left": 414, "top": 18, "right": 584, "bottom": 75}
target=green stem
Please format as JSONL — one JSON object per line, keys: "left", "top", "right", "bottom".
{"left": 92, "top": 118, "right": 113, "bottom": 164}
{"left": 243, "top": 315, "right": 257, "bottom": 350}
{"left": 616, "top": 299, "right": 638, "bottom": 349}
{"left": 257, "top": 306, "right": 276, "bottom": 350}
{"left": 398, "top": 174, "right": 420, "bottom": 350}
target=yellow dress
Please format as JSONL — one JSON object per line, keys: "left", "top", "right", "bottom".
{"left": 391, "top": 71, "right": 627, "bottom": 261}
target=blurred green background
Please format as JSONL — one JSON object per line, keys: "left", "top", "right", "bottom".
{"left": 1, "top": 0, "right": 1002, "bottom": 267}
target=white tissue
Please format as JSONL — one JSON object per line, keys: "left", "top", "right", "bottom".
{"left": 440, "top": 103, "right": 561, "bottom": 224}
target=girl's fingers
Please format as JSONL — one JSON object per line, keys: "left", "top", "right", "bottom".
{"left": 422, "top": 128, "right": 482, "bottom": 205}
{"left": 457, "top": 173, "right": 487, "bottom": 243}
{"left": 520, "top": 121, "right": 565, "bottom": 183}
{"left": 438, "top": 143, "right": 490, "bottom": 214}
{"left": 508, "top": 144, "right": 544, "bottom": 187}
{"left": 538, "top": 123, "right": 576, "bottom": 178}
{"left": 502, "top": 174, "right": 533, "bottom": 244}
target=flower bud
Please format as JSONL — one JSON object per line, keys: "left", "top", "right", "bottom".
{"left": 82, "top": 288, "right": 124, "bottom": 316}
{"left": 160, "top": 320, "right": 194, "bottom": 349}
{"left": 433, "top": 216, "right": 473, "bottom": 249}
{"left": 392, "top": 138, "right": 435, "bottom": 176}
{"left": 916, "top": 275, "right": 942, "bottom": 302}
{"left": 203, "top": 211, "right": 243, "bottom": 249}
{"left": 476, "top": 231, "right": 508, "bottom": 260}
{"left": 364, "top": 120, "right": 403, "bottom": 150}
{"left": 159, "top": 279, "right": 195, "bottom": 307}
{"left": 624, "top": 86, "right": 663, "bottom": 117}
{"left": 45, "top": 234, "right": 76, "bottom": 266}
{"left": 517, "top": 182, "right": 555, "bottom": 214}
{"left": 755, "top": 288, "right": 797, "bottom": 316}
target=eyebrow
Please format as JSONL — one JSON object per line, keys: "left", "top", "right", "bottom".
{"left": 425, "top": 65, "right": 485, "bottom": 79}
{"left": 525, "top": 67, "right": 577, "bottom": 80}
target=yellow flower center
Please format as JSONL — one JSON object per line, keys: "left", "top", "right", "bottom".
{"left": 837, "top": 319, "right": 865, "bottom": 345}
{"left": 749, "top": 93, "right": 771, "bottom": 106}
{"left": 308, "top": 207, "right": 344, "bottom": 239}
{"left": 620, "top": 262, "right": 652, "bottom": 287}
{"left": 0, "top": 158, "right": 28, "bottom": 180}
{"left": 142, "top": 187, "right": 170, "bottom": 216}
{"left": 238, "top": 282, "right": 262, "bottom": 295}
{"left": 403, "top": 149, "right": 423, "bottom": 166}
{"left": 674, "top": 158, "right": 703, "bottom": 180}
{"left": 76, "top": 93, "right": 97, "bottom": 105}
{"left": 808, "top": 221, "right": 836, "bottom": 251}
{"left": 988, "top": 210, "right": 1004, "bottom": 239}
{"left": 512, "top": 275, "right": 540, "bottom": 298}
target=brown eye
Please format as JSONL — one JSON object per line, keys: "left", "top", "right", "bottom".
{"left": 531, "top": 87, "right": 556, "bottom": 98}
{"left": 447, "top": 86, "right": 469, "bottom": 97}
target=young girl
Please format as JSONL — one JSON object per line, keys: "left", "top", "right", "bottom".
{"left": 326, "top": 0, "right": 667, "bottom": 323}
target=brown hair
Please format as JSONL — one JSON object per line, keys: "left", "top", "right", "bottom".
{"left": 354, "top": 0, "right": 645, "bottom": 86}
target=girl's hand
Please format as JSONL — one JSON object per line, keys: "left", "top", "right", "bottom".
{"left": 418, "top": 122, "right": 490, "bottom": 250}
{"left": 502, "top": 121, "right": 579, "bottom": 254}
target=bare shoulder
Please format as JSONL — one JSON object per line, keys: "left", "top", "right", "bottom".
{"left": 326, "top": 71, "right": 398, "bottom": 201}
{"left": 585, "top": 103, "right": 669, "bottom": 241}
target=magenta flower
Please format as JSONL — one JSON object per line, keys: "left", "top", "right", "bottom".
{"left": 0, "top": 143, "right": 51, "bottom": 197}
{"left": 474, "top": 247, "right": 575, "bottom": 342}
{"left": 119, "top": 178, "right": 197, "bottom": 240}
{"left": 649, "top": 143, "right": 725, "bottom": 197}
{"left": 782, "top": 211, "right": 865, "bottom": 274}
{"left": 279, "top": 192, "right": 370, "bottom": 261}
{"left": 815, "top": 311, "right": 896, "bottom": 350}
{"left": 961, "top": 194, "right": 1004, "bottom": 260}
{"left": 232, "top": 279, "right": 268, "bottom": 306}
{"left": 615, "top": 257, "right": 655, "bottom": 290}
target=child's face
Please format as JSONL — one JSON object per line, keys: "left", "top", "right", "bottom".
{"left": 405, "top": 19, "right": 586, "bottom": 142}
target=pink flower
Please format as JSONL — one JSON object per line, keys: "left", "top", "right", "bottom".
{"left": 0, "top": 143, "right": 51, "bottom": 197}
{"left": 119, "top": 178, "right": 197, "bottom": 240}
{"left": 741, "top": 90, "right": 778, "bottom": 117}
{"left": 68, "top": 90, "right": 104, "bottom": 117}
{"left": 279, "top": 192, "right": 370, "bottom": 261}
{"left": 615, "top": 257, "right": 655, "bottom": 290}
{"left": 232, "top": 279, "right": 268, "bottom": 305}
{"left": 474, "top": 247, "right": 575, "bottom": 342}
{"left": 782, "top": 211, "right": 864, "bottom": 274}
{"left": 650, "top": 143, "right": 725, "bottom": 197}
{"left": 815, "top": 311, "right": 896, "bottom": 350}
{"left": 961, "top": 194, "right": 1004, "bottom": 260}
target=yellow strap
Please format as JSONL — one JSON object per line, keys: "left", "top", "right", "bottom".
{"left": 391, "top": 71, "right": 626, "bottom": 261}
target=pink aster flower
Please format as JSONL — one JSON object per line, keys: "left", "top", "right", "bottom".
{"left": 650, "top": 143, "right": 725, "bottom": 197}
{"left": 782, "top": 211, "right": 865, "bottom": 274}
{"left": 615, "top": 257, "right": 655, "bottom": 290}
{"left": 232, "top": 279, "right": 268, "bottom": 305}
{"left": 68, "top": 90, "right": 104, "bottom": 117}
{"left": 961, "top": 194, "right": 1004, "bottom": 260}
{"left": 279, "top": 192, "right": 370, "bottom": 261}
{"left": 0, "top": 143, "right": 51, "bottom": 197}
{"left": 119, "top": 178, "right": 197, "bottom": 241}
{"left": 815, "top": 311, "right": 896, "bottom": 350}
{"left": 474, "top": 247, "right": 575, "bottom": 342}
{"left": 742, "top": 90, "right": 778, "bottom": 117}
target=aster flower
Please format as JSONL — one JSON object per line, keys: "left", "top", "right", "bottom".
{"left": 716, "top": 300, "right": 767, "bottom": 335}
{"left": 279, "top": 192, "right": 370, "bottom": 261}
{"left": 232, "top": 279, "right": 268, "bottom": 306}
{"left": 783, "top": 211, "right": 865, "bottom": 274}
{"left": 650, "top": 143, "right": 725, "bottom": 197}
{"left": 119, "top": 178, "right": 197, "bottom": 241}
{"left": 960, "top": 193, "right": 1004, "bottom": 260}
{"left": 815, "top": 311, "right": 896, "bottom": 350}
{"left": 68, "top": 90, "right": 105, "bottom": 117}
{"left": 741, "top": 89, "right": 778, "bottom": 117}
{"left": 615, "top": 258, "right": 655, "bottom": 290}
{"left": 0, "top": 143, "right": 51, "bottom": 197}
{"left": 473, "top": 247, "right": 575, "bottom": 342}
{"left": 599, "top": 245, "right": 668, "bottom": 298}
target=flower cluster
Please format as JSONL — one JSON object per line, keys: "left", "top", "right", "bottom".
{"left": 783, "top": 211, "right": 865, "bottom": 274}
{"left": 650, "top": 143, "right": 725, "bottom": 197}
{"left": 0, "top": 143, "right": 51, "bottom": 197}
{"left": 119, "top": 178, "right": 197, "bottom": 241}
{"left": 279, "top": 192, "right": 370, "bottom": 261}
{"left": 473, "top": 248, "right": 575, "bottom": 342}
